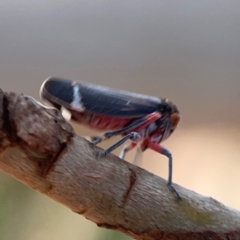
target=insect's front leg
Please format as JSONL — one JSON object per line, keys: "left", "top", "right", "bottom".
{"left": 148, "top": 142, "right": 181, "bottom": 200}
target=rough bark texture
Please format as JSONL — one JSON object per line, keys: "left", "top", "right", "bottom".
{"left": 0, "top": 89, "right": 240, "bottom": 240}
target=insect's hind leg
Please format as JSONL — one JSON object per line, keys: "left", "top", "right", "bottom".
{"left": 92, "top": 112, "right": 161, "bottom": 146}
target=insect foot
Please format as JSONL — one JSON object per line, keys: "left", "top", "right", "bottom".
{"left": 91, "top": 137, "right": 103, "bottom": 146}
{"left": 168, "top": 183, "right": 181, "bottom": 200}
{"left": 94, "top": 150, "right": 107, "bottom": 158}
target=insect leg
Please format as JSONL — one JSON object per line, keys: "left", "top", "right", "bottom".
{"left": 148, "top": 142, "right": 181, "bottom": 200}
{"left": 119, "top": 142, "right": 137, "bottom": 159}
{"left": 92, "top": 112, "right": 161, "bottom": 146}
{"left": 132, "top": 146, "right": 143, "bottom": 165}
{"left": 98, "top": 132, "right": 141, "bottom": 156}
{"left": 90, "top": 136, "right": 99, "bottom": 142}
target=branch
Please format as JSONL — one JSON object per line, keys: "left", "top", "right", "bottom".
{"left": 0, "top": 89, "right": 239, "bottom": 240}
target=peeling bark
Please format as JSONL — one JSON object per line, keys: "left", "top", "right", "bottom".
{"left": 0, "top": 89, "right": 240, "bottom": 240}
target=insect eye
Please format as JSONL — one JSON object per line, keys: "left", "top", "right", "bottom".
{"left": 171, "top": 113, "right": 180, "bottom": 127}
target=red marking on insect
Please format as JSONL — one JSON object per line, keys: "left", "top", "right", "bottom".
{"left": 70, "top": 111, "right": 132, "bottom": 131}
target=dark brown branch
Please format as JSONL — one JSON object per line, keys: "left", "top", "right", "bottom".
{"left": 0, "top": 89, "right": 240, "bottom": 240}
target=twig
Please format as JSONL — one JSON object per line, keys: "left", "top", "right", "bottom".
{"left": 0, "top": 89, "right": 240, "bottom": 240}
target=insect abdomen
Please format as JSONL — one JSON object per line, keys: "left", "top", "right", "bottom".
{"left": 70, "top": 111, "right": 134, "bottom": 131}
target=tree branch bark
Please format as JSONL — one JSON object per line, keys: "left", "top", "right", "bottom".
{"left": 0, "top": 89, "right": 240, "bottom": 240}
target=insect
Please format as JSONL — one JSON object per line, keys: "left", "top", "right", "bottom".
{"left": 40, "top": 77, "right": 181, "bottom": 200}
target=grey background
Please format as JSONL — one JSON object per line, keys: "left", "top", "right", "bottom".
{"left": 1, "top": 1, "right": 240, "bottom": 126}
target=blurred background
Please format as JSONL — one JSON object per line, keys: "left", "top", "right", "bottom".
{"left": 0, "top": 1, "right": 240, "bottom": 239}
